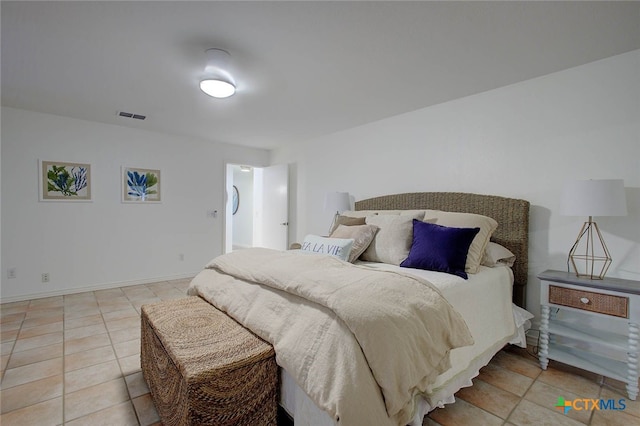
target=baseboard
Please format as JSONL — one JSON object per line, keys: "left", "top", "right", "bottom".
{"left": 0, "top": 273, "right": 198, "bottom": 304}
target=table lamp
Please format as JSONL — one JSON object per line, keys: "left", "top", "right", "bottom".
{"left": 560, "top": 179, "right": 627, "bottom": 279}
{"left": 324, "top": 192, "right": 351, "bottom": 235}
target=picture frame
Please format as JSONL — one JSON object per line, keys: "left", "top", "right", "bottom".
{"left": 122, "top": 166, "right": 161, "bottom": 203}
{"left": 232, "top": 185, "right": 239, "bottom": 215}
{"left": 39, "top": 160, "right": 92, "bottom": 201}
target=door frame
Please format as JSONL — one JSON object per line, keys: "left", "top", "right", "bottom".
{"left": 223, "top": 163, "right": 258, "bottom": 254}
{"left": 223, "top": 162, "right": 290, "bottom": 254}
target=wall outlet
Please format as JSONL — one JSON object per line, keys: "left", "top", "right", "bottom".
{"left": 42, "top": 273, "right": 50, "bottom": 283}
{"left": 7, "top": 267, "right": 17, "bottom": 279}
{"left": 179, "top": 253, "right": 185, "bottom": 261}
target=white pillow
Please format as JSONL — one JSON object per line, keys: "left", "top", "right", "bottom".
{"left": 481, "top": 242, "right": 516, "bottom": 267}
{"left": 361, "top": 212, "right": 425, "bottom": 265}
{"left": 300, "top": 235, "right": 354, "bottom": 262}
{"left": 423, "top": 210, "right": 498, "bottom": 274}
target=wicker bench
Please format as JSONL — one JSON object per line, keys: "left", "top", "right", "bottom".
{"left": 141, "top": 296, "right": 278, "bottom": 426}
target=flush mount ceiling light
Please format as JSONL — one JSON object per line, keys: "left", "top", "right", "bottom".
{"left": 200, "top": 48, "right": 236, "bottom": 99}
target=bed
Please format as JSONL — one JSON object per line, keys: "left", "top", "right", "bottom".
{"left": 188, "top": 192, "right": 531, "bottom": 426}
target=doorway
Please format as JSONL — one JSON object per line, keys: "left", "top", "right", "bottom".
{"left": 224, "top": 163, "right": 289, "bottom": 253}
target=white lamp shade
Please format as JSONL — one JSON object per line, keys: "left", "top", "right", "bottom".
{"left": 324, "top": 192, "right": 350, "bottom": 213}
{"left": 560, "top": 179, "right": 627, "bottom": 217}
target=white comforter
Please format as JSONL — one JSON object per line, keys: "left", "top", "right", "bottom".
{"left": 279, "top": 262, "right": 528, "bottom": 426}
{"left": 188, "top": 248, "right": 474, "bottom": 425}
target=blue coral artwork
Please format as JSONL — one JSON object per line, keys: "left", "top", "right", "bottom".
{"left": 40, "top": 160, "right": 92, "bottom": 201}
{"left": 122, "top": 167, "right": 161, "bottom": 203}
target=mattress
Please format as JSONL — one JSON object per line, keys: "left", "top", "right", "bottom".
{"left": 279, "top": 263, "right": 531, "bottom": 425}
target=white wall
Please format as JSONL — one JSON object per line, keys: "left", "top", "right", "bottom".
{"left": 272, "top": 50, "right": 640, "bottom": 318}
{"left": 1, "top": 107, "right": 269, "bottom": 301}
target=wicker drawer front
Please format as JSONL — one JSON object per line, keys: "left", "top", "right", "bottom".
{"left": 548, "top": 285, "right": 628, "bottom": 318}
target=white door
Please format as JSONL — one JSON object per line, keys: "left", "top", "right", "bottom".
{"left": 255, "top": 164, "right": 289, "bottom": 250}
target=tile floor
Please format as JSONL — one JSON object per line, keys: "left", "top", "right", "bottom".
{"left": 1, "top": 280, "right": 638, "bottom": 425}
{"left": 426, "top": 345, "right": 640, "bottom": 426}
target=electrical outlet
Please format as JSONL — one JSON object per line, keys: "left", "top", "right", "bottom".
{"left": 42, "top": 273, "right": 50, "bottom": 283}
{"left": 7, "top": 268, "right": 17, "bottom": 279}
{"left": 179, "top": 253, "right": 185, "bottom": 261}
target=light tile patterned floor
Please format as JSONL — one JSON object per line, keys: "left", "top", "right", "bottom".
{"left": 426, "top": 345, "right": 640, "bottom": 426}
{"left": 0, "top": 279, "right": 192, "bottom": 425}
{"left": 1, "top": 280, "right": 639, "bottom": 425}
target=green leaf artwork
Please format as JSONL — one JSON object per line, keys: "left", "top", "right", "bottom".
{"left": 42, "top": 161, "right": 90, "bottom": 200}
{"left": 124, "top": 167, "right": 161, "bottom": 202}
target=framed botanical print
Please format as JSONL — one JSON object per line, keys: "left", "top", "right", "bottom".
{"left": 122, "top": 166, "right": 161, "bottom": 203}
{"left": 40, "top": 160, "right": 92, "bottom": 201}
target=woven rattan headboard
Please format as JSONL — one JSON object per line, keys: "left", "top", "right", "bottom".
{"left": 355, "top": 192, "right": 530, "bottom": 308}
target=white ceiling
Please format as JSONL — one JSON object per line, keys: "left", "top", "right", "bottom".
{"left": 2, "top": 1, "right": 639, "bottom": 150}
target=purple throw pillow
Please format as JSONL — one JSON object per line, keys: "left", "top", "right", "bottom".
{"left": 400, "top": 220, "right": 480, "bottom": 279}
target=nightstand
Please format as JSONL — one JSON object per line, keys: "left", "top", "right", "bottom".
{"left": 538, "top": 270, "right": 639, "bottom": 400}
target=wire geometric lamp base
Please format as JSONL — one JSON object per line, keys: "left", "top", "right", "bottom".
{"left": 568, "top": 219, "right": 612, "bottom": 280}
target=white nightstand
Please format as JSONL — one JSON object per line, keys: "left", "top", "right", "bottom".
{"left": 538, "top": 270, "right": 639, "bottom": 400}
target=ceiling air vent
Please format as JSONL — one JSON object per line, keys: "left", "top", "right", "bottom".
{"left": 118, "top": 111, "right": 146, "bottom": 120}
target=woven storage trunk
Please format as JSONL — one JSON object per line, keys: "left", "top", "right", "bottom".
{"left": 141, "top": 296, "right": 277, "bottom": 426}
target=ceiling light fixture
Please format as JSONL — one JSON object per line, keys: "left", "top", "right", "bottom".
{"left": 200, "top": 48, "right": 236, "bottom": 99}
